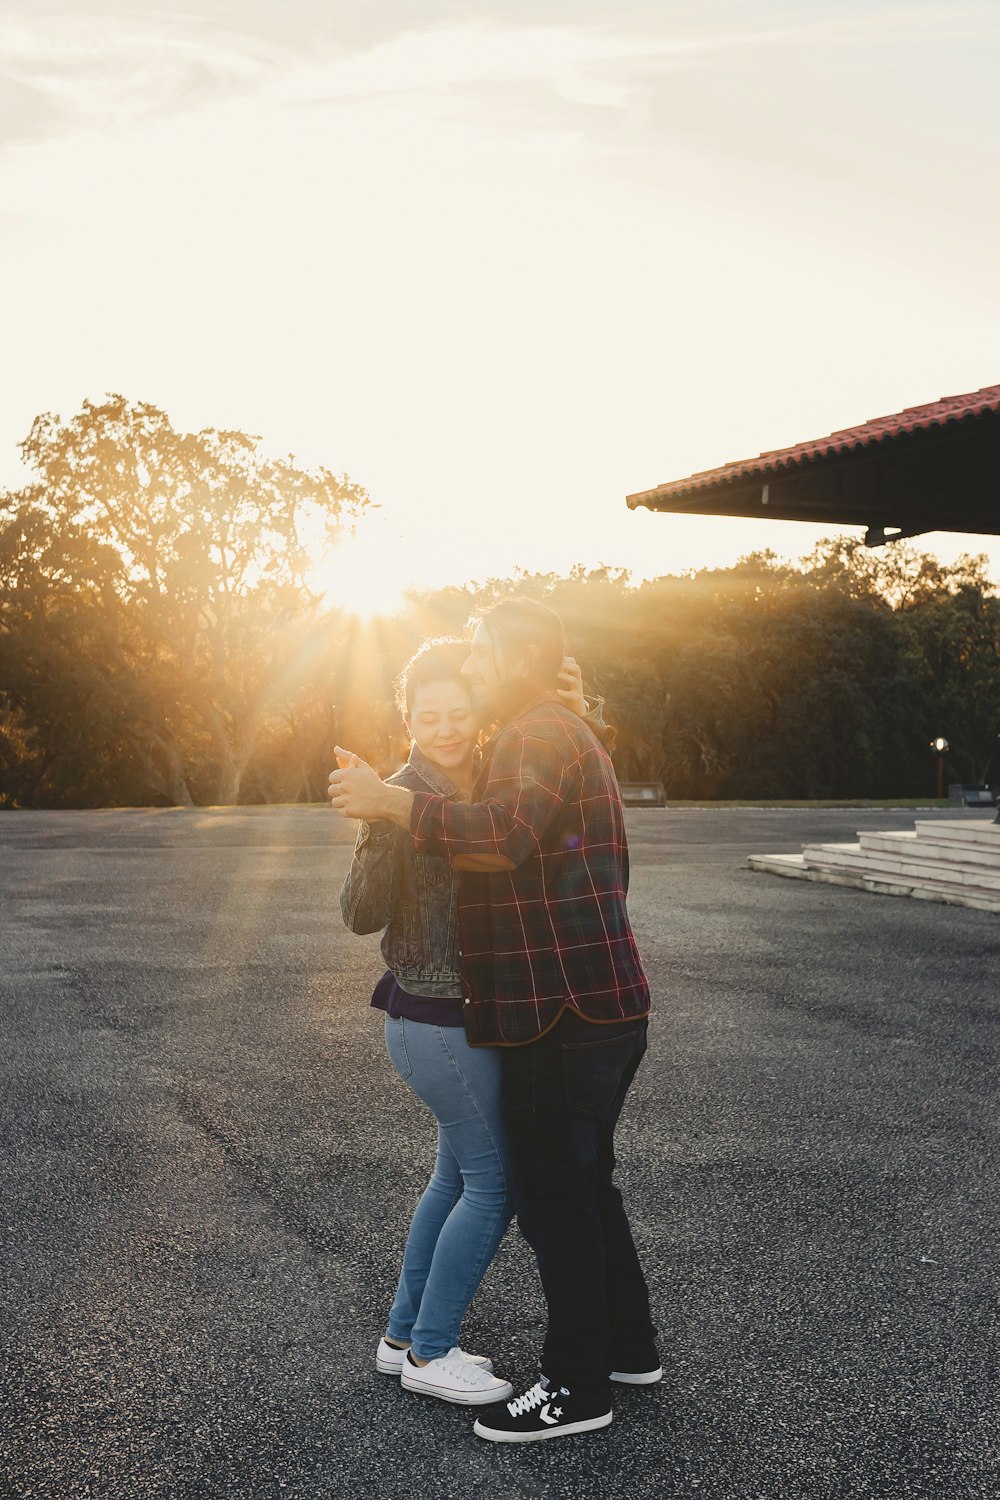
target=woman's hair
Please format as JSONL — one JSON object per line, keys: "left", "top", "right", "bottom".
{"left": 471, "top": 597, "right": 566, "bottom": 694}
{"left": 394, "top": 637, "right": 470, "bottom": 718}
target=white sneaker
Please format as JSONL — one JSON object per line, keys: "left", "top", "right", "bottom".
{"left": 375, "top": 1337, "right": 494, "bottom": 1376}
{"left": 400, "top": 1347, "right": 514, "bottom": 1405}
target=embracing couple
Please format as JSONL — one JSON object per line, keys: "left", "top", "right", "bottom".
{"left": 328, "top": 597, "right": 658, "bottom": 1444}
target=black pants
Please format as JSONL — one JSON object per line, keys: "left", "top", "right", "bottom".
{"left": 500, "top": 1011, "right": 657, "bottom": 1404}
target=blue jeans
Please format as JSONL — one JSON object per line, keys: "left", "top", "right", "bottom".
{"left": 383, "top": 1017, "right": 512, "bottom": 1361}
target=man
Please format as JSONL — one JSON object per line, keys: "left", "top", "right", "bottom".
{"left": 329, "top": 598, "right": 659, "bottom": 1442}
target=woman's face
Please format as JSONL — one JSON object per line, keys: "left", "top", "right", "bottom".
{"left": 406, "top": 677, "right": 477, "bottom": 775}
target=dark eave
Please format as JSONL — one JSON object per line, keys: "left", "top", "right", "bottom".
{"left": 626, "top": 384, "right": 1000, "bottom": 544}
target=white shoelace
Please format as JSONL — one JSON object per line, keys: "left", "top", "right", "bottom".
{"left": 507, "top": 1382, "right": 549, "bottom": 1417}
{"left": 438, "top": 1348, "right": 493, "bottom": 1386}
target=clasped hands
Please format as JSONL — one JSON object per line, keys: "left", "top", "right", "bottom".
{"left": 327, "top": 750, "right": 514, "bottom": 872}
{"left": 328, "top": 748, "right": 400, "bottom": 822}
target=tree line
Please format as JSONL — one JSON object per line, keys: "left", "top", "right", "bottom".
{"left": 2, "top": 398, "right": 998, "bottom": 808}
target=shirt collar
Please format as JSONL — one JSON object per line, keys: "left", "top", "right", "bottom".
{"left": 514, "top": 689, "right": 562, "bottom": 717}
{"left": 476, "top": 691, "right": 563, "bottom": 781}
{"left": 485, "top": 689, "right": 561, "bottom": 736}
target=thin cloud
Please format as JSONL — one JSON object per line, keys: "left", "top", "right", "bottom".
{"left": 0, "top": 11, "right": 282, "bottom": 142}
{"left": 2, "top": 3, "right": 997, "bottom": 150}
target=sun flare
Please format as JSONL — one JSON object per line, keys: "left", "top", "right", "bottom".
{"left": 305, "top": 512, "right": 420, "bottom": 620}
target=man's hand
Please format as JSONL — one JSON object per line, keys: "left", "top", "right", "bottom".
{"left": 328, "top": 746, "right": 414, "bottom": 827}
{"left": 556, "top": 656, "right": 587, "bottom": 718}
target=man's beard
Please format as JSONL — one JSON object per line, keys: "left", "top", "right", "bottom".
{"left": 478, "top": 675, "right": 552, "bottom": 729}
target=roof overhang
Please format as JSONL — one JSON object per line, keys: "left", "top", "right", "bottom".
{"left": 626, "top": 385, "right": 1000, "bottom": 546}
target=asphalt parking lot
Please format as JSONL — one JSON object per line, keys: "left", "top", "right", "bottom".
{"left": 1, "top": 806, "right": 997, "bottom": 1500}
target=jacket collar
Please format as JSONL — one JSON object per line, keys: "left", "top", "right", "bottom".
{"left": 407, "top": 743, "right": 469, "bottom": 799}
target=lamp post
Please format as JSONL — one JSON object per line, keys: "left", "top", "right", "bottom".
{"left": 930, "top": 736, "right": 949, "bottom": 801}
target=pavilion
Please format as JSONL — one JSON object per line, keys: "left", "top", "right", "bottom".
{"left": 626, "top": 383, "right": 1000, "bottom": 546}
{"left": 626, "top": 382, "right": 1000, "bottom": 909}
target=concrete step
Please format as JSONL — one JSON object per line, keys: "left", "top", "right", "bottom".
{"left": 748, "top": 850, "right": 1000, "bottom": 914}
{"left": 746, "top": 852, "right": 810, "bottom": 878}
{"left": 801, "top": 840, "right": 1000, "bottom": 891}
{"left": 749, "top": 817, "right": 1000, "bottom": 915}
{"left": 913, "top": 819, "right": 1000, "bottom": 849}
{"left": 860, "top": 872, "right": 1000, "bottom": 913}
{"left": 859, "top": 829, "right": 1000, "bottom": 870}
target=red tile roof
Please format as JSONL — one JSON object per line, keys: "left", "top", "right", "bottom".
{"left": 627, "top": 383, "right": 1000, "bottom": 507}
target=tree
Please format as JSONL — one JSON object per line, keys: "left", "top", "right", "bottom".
{"left": 0, "top": 396, "right": 370, "bottom": 805}
{"left": 3, "top": 422, "right": 998, "bottom": 810}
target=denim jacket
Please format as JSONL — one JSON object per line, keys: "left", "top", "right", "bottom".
{"left": 339, "top": 745, "right": 468, "bottom": 998}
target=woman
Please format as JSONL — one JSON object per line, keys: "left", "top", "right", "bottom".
{"left": 339, "top": 637, "right": 595, "bottom": 1407}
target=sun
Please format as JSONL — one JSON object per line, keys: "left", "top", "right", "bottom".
{"left": 305, "top": 511, "right": 416, "bottom": 620}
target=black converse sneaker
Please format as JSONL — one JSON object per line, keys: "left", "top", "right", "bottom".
{"left": 473, "top": 1378, "right": 612, "bottom": 1443}
{"left": 611, "top": 1342, "right": 662, "bottom": 1384}
{"left": 610, "top": 1362, "right": 662, "bottom": 1385}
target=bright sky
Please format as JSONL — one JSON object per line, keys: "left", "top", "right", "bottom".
{"left": 2, "top": 0, "right": 999, "bottom": 609}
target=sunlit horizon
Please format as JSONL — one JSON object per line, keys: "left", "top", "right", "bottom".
{"left": 2, "top": 2, "right": 999, "bottom": 588}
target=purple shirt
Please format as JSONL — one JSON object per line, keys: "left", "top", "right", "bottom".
{"left": 370, "top": 969, "right": 465, "bottom": 1028}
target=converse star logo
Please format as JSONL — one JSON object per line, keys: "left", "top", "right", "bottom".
{"left": 540, "top": 1402, "right": 560, "bottom": 1425}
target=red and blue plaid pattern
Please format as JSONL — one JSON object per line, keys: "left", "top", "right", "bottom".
{"left": 409, "top": 695, "right": 650, "bottom": 1047}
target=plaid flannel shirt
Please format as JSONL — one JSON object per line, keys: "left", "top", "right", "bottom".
{"left": 409, "top": 693, "right": 650, "bottom": 1046}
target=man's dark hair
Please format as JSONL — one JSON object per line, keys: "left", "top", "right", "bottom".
{"left": 394, "top": 637, "right": 470, "bottom": 718}
{"left": 473, "top": 597, "right": 566, "bottom": 693}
